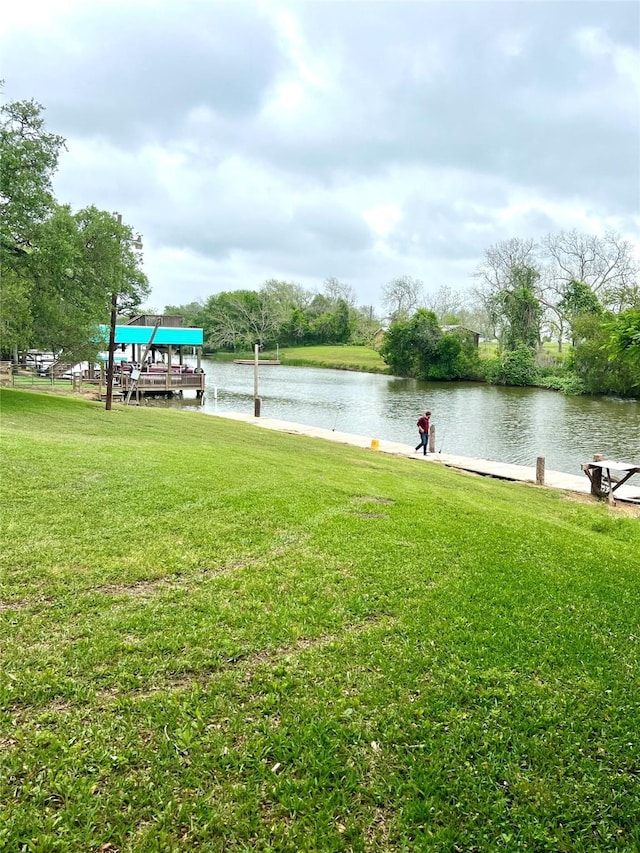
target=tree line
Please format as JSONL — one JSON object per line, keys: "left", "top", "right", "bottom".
{"left": 165, "top": 278, "right": 381, "bottom": 351}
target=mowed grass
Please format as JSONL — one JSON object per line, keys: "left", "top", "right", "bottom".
{"left": 11, "top": 375, "right": 76, "bottom": 390}
{"left": 1, "top": 389, "right": 639, "bottom": 852}
{"left": 479, "top": 341, "right": 572, "bottom": 362}
{"left": 279, "top": 346, "right": 388, "bottom": 373}
{"left": 209, "top": 346, "right": 389, "bottom": 373}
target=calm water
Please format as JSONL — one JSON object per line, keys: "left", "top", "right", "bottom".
{"left": 170, "top": 359, "right": 640, "bottom": 477}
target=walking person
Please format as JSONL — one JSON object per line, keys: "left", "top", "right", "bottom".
{"left": 415, "top": 411, "right": 431, "bottom": 455}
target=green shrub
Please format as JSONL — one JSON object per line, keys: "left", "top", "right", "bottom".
{"left": 486, "top": 344, "right": 539, "bottom": 386}
{"left": 537, "top": 374, "right": 587, "bottom": 395}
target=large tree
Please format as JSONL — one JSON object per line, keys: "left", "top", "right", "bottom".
{"left": 0, "top": 96, "right": 65, "bottom": 254}
{"left": 379, "top": 311, "right": 435, "bottom": 376}
{"left": 163, "top": 301, "right": 205, "bottom": 327}
{"left": 543, "top": 229, "right": 638, "bottom": 311}
{"left": 486, "top": 265, "right": 543, "bottom": 352}
{"left": 201, "top": 289, "right": 283, "bottom": 350}
{"left": 350, "top": 303, "right": 380, "bottom": 345}
{"left": 382, "top": 275, "right": 424, "bottom": 322}
{"left": 474, "top": 237, "right": 539, "bottom": 294}
{"left": 425, "top": 284, "right": 464, "bottom": 324}
{"left": 556, "top": 280, "right": 602, "bottom": 347}
{"left": 1, "top": 94, "right": 147, "bottom": 360}
{"left": 323, "top": 276, "right": 356, "bottom": 307}
{"left": 0, "top": 95, "right": 65, "bottom": 353}
{"left": 473, "top": 238, "right": 544, "bottom": 341}
{"left": 27, "top": 205, "right": 148, "bottom": 360}
{"left": 474, "top": 232, "right": 639, "bottom": 351}
{"left": 570, "top": 313, "right": 638, "bottom": 396}
{"left": 379, "top": 309, "right": 480, "bottom": 381}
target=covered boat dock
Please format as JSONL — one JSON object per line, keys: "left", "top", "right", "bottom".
{"left": 98, "top": 321, "right": 206, "bottom": 401}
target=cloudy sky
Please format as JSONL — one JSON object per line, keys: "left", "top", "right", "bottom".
{"left": 1, "top": 0, "right": 638, "bottom": 312}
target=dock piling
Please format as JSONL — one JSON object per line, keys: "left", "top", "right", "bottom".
{"left": 590, "top": 454, "right": 604, "bottom": 497}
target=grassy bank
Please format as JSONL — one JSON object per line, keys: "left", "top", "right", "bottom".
{"left": 1, "top": 389, "right": 639, "bottom": 852}
{"left": 479, "top": 341, "right": 572, "bottom": 361}
{"left": 279, "top": 346, "right": 389, "bottom": 373}
{"left": 207, "top": 346, "right": 389, "bottom": 373}
{"left": 205, "top": 342, "right": 569, "bottom": 374}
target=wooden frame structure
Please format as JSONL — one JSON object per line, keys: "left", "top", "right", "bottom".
{"left": 120, "top": 369, "right": 205, "bottom": 398}
{"left": 98, "top": 322, "right": 206, "bottom": 401}
{"left": 581, "top": 459, "right": 640, "bottom": 504}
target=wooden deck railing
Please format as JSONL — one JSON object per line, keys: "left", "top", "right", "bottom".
{"left": 120, "top": 371, "right": 206, "bottom": 393}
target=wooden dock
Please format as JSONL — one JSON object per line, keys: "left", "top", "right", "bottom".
{"left": 211, "top": 412, "right": 640, "bottom": 505}
{"left": 120, "top": 370, "right": 206, "bottom": 399}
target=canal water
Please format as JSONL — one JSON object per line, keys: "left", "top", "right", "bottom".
{"left": 172, "top": 359, "right": 639, "bottom": 477}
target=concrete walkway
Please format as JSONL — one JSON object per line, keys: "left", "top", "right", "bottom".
{"left": 213, "top": 411, "right": 640, "bottom": 504}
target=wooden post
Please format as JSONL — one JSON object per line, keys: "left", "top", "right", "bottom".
{"left": 167, "top": 345, "right": 172, "bottom": 392}
{"left": 429, "top": 424, "right": 435, "bottom": 453}
{"left": 591, "top": 453, "right": 603, "bottom": 497}
{"left": 105, "top": 290, "right": 118, "bottom": 411}
{"left": 536, "top": 456, "right": 545, "bottom": 485}
{"left": 254, "top": 343, "right": 261, "bottom": 417}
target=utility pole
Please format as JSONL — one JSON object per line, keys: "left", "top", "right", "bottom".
{"left": 105, "top": 289, "right": 119, "bottom": 411}
{"left": 105, "top": 213, "right": 142, "bottom": 411}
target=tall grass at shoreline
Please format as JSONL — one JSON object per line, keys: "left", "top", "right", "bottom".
{"left": 1, "top": 389, "right": 638, "bottom": 852}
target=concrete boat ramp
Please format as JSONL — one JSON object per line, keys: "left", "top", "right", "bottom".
{"left": 213, "top": 412, "right": 640, "bottom": 505}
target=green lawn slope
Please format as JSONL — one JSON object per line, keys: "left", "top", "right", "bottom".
{"left": 278, "top": 345, "right": 389, "bottom": 373}
{"left": 1, "top": 389, "right": 638, "bottom": 852}
{"left": 208, "top": 345, "right": 389, "bottom": 373}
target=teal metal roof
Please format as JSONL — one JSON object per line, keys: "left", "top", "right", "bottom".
{"left": 98, "top": 325, "right": 204, "bottom": 346}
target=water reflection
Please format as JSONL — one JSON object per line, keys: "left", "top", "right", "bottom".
{"left": 151, "top": 360, "right": 640, "bottom": 476}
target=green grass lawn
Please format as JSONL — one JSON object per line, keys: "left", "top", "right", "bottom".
{"left": 479, "top": 341, "right": 572, "bottom": 362}
{"left": 1, "top": 389, "right": 639, "bottom": 852}
{"left": 208, "top": 346, "right": 389, "bottom": 373}
{"left": 10, "top": 374, "right": 76, "bottom": 390}
{"left": 279, "top": 346, "right": 389, "bottom": 373}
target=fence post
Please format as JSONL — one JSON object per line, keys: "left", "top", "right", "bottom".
{"left": 536, "top": 456, "right": 545, "bottom": 485}
{"left": 429, "top": 424, "right": 436, "bottom": 453}
{"left": 591, "top": 453, "right": 603, "bottom": 497}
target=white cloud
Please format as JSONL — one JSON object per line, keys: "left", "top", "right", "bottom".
{"left": 1, "top": 0, "right": 638, "bottom": 312}
{"left": 363, "top": 204, "right": 403, "bottom": 237}
{"left": 574, "top": 25, "right": 640, "bottom": 101}
{"left": 495, "top": 28, "right": 531, "bottom": 59}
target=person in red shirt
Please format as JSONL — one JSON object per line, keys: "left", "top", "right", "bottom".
{"left": 415, "top": 411, "right": 431, "bottom": 455}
